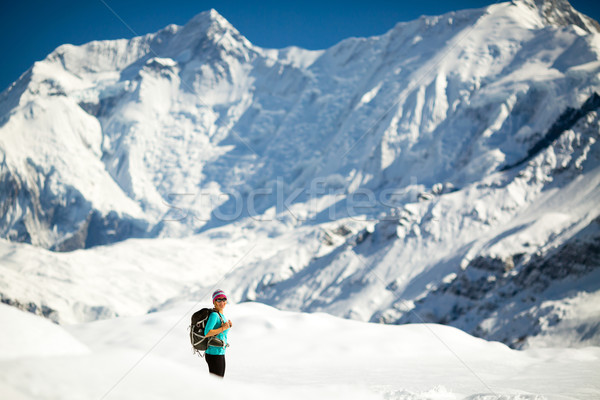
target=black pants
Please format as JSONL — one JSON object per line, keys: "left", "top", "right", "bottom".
{"left": 205, "top": 354, "right": 226, "bottom": 377}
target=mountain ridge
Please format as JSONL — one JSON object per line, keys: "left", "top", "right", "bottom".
{"left": 0, "top": 1, "right": 599, "bottom": 348}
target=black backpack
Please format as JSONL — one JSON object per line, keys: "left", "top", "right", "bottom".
{"left": 189, "top": 308, "right": 225, "bottom": 354}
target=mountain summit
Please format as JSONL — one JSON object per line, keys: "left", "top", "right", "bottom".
{"left": 524, "top": 0, "right": 600, "bottom": 32}
{"left": 0, "top": 2, "right": 599, "bottom": 348}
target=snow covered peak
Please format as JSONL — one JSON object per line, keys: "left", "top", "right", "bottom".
{"left": 517, "top": 0, "right": 600, "bottom": 32}
{"left": 1, "top": 1, "right": 600, "bottom": 249}
{"left": 168, "top": 8, "right": 237, "bottom": 41}
{"left": 1, "top": 2, "right": 600, "bottom": 351}
{"left": 173, "top": 9, "right": 254, "bottom": 56}
{"left": 187, "top": 8, "right": 234, "bottom": 31}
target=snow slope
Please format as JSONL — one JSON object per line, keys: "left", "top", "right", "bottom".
{"left": 0, "top": 0, "right": 599, "bottom": 350}
{"left": 1, "top": 301, "right": 599, "bottom": 400}
{"left": 0, "top": 302, "right": 88, "bottom": 360}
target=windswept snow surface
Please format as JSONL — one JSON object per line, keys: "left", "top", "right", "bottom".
{"left": 1, "top": 301, "right": 599, "bottom": 400}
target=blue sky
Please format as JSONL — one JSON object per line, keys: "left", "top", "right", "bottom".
{"left": 1, "top": 0, "right": 599, "bottom": 92}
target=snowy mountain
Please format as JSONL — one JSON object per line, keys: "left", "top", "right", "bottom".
{"left": 1, "top": 0, "right": 600, "bottom": 349}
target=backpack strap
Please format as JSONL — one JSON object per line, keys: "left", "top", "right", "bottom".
{"left": 212, "top": 308, "right": 225, "bottom": 323}
{"left": 210, "top": 309, "right": 229, "bottom": 349}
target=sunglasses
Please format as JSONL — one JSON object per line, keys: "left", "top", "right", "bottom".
{"left": 215, "top": 298, "right": 227, "bottom": 302}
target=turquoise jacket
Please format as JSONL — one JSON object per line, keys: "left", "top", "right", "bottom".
{"left": 204, "top": 311, "right": 229, "bottom": 355}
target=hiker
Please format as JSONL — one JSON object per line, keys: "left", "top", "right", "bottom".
{"left": 204, "top": 289, "right": 232, "bottom": 377}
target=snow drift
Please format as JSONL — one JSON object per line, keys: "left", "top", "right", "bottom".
{"left": 1, "top": 301, "right": 599, "bottom": 399}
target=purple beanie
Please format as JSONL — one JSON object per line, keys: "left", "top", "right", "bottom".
{"left": 212, "top": 289, "right": 227, "bottom": 301}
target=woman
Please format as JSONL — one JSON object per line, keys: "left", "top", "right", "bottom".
{"left": 204, "top": 289, "right": 232, "bottom": 377}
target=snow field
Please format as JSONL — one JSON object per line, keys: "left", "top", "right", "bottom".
{"left": 1, "top": 301, "right": 599, "bottom": 400}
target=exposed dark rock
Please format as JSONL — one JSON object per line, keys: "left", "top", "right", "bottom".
{"left": 502, "top": 92, "right": 600, "bottom": 171}
{"left": 1, "top": 294, "right": 59, "bottom": 322}
{"left": 534, "top": 0, "right": 600, "bottom": 32}
{"left": 396, "top": 216, "right": 600, "bottom": 348}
